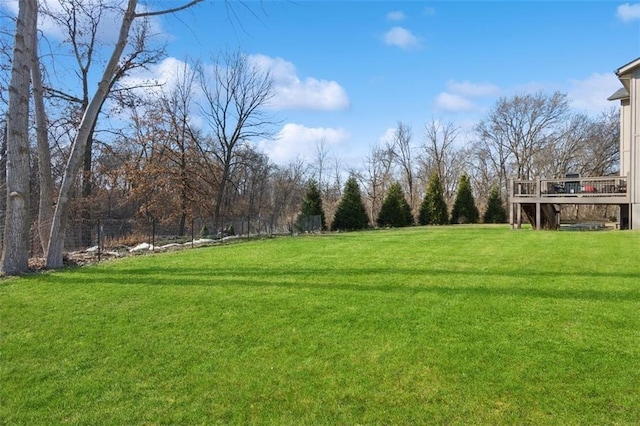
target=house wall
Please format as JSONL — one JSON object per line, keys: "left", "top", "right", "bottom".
{"left": 630, "top": 69, "right": 640, "bottom": 229}
{"left": 620, "top": 98, "right": 631, "bottom": 178}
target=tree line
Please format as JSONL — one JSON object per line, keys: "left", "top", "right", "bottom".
{"left": 0, "top": 1, "right": 619, "bottom": 274}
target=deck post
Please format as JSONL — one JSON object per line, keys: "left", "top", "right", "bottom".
{"left": 536, "top": 177, "right": 542, "bottom": 230}
{"left": 508, "top": 179, "right": 514, "bottom": 228}
{"left": 509, "top": 202, "right": 514, "bottom": 229}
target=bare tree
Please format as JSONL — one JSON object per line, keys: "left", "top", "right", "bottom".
{"left": 268, "top": 160, "right": 307, "bottom": 234}
{"left": 0, "top": 30, "right": 13, "bottom": 253}
{"left": 474, "top": 92, "right": 571, "bottom": 198}
{"left": 158, "top": 59, "right": 199, "bottom": 235}
{"left": 422, "top": 119, "right": 460, "bottom": 203}
{"left": 1, "top": 0, "right": 37, "bottom": 274}
{"left": 30, "top": 12, "right": 53, "bottom": 254}
{"left": 45, "top": 0, "right": 203, "bottom": 269}
{"left": 198, "top": 50, "right": 276, "bottom": 232}
{"left": 360, "top": 142, "right": 395, "bottom": 224}
{"left": 579, "top": 108, "right": 620, "bottom": 176}
{"left": 390, "top": 121, "right": 416, "bottom": 210}
{"left": 41, "top": 0, "right": 168, "bottom": 248}
{"left": 312, "top": 138, "right": 327, "bottom": 187}
{"left": 531, "top": 113, "right": 591, "bottom": 179}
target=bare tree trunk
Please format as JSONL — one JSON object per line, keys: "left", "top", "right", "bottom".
{"left": 1, "top": 0, "right": 36, "bottom": 275}
{"left": 0, "top": 125, "right": 7, "bottom": 252}
{"left": 44, "top": 0, "right": 203, "bottom": 268}
{"left": 31, "top": 17, "right": 54, "bottom": 254}
{"left": 46, "top": 0, "right": 139, "bottom": 269}
{"left": 179, "top": 149, "right": 188, "bottom": 236}
{"left": 80, "top": 132, "right": 94, "bottom": 247}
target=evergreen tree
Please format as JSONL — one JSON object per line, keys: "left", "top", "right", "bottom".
{"left": 376, "top": 182, "right": 414, "bottom": 227}
{"left": 450, "top": 174, "right": 479, "bottom": 224}
{"left": 418, "top": 172, "right": 449, "bottom": 225}
{"left": 331, "top": 176, "right": 370, "bottom": 231}
{"left": 483, "top": 185, "right": 508, "bottom": 223}
{"left": 296, "top": 180, "right": 327, "bottom": 231}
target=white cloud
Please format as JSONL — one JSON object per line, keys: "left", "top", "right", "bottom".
{"left": 568, "top": 72, "right": 622, "bottom": 113}
{"left": 382, "top": 27, "right": 421, "bottom": 50}
{"left": 435, "top": 80, "right": 501, "bottom": 112}
{"left": 126, "top": 54, "right": 350, "bottom": 112}
{"left": 249, "top": 54, "right": 350, "bottom": 111}
{"left": 1, "top": 0, "right": 166, "bottom": 45}
{"left": 259, "top": 123, "right": 350, "bottom": 164}
{"left": 446, "top": 80, "right": 501, "bottom": 98}
{"left": 434, "top": 93, "right": 476, "bottom": 111}
{"left": 120, "top": 57, "right": 196, "bottom": 95}
{"left": 386, "top": 11, "right": 406, "bottom": 21}
{"left": 617, "top": 3, "right": 640, "bottom": 22}
{"left": 378, "top": 127, "right": 397, "bottom": 144}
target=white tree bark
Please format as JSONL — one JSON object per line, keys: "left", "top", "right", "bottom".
{"left": 45, "top": 0, "right": 138, "bottom": 269}
{"left": 1, "top": 0, "right": 37, "bottom": 275}
{"left": 45, "top": 0, "right": 203, "bottom": 268}
{"left": 31, "top": 10, "right": 54, "bottom": 254}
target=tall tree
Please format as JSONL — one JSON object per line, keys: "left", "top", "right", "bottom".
{"left": 331, "top": 176, "right": 369, "bottom": 231}
{"left": 30, "top": 8, "right": 53, "bottom": 254}
{"left": 390, "top": 121, "right": 416, "bottom": 210}
{"left": 268, "top": 160, "right": 308, "bottom": 234}
{"left": 361, "top": 142, "right": 395, "bottom": 223}
{"left": 45, "top": 0, "right": 203, "bottom": 269}
{"left": 313, "top": 138, "right": 329, "bottom": 191}
{"left": 376, "top": 182, "right": 413, "bottom": 228}
{"left": 579, "top": 108, "right": 620, "bottom": 176}
{"left": 418, "top": 171, "right": 448, "bottom": 226}
{"left": 158, "top": 59, "right": 199, "bottom": 236}
{"left": 1, "top": 0, "right": 37, "bottom": 275}
{"left": 198, "top": 50, "right": 275, "bottom": 233}
{"left": 422, "top": 119, "right": 461, "bottom": 203}
{"left": 41, "top": 0, "right": 169, "bottom": 248}
{"left": 475, "top": 91, "right": 571, "bottom": 194}
{"left": 450, "top": 174, "right": 479, "bottom": 224}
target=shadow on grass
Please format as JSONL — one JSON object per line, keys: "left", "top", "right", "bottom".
{"left": 24, "top": 264, "right": 640, "bottom": 303}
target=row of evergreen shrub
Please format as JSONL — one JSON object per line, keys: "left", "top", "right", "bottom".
{"left": 297, "top": 173, "right": 507, "bottom": 232}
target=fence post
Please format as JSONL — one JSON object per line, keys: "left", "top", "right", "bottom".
{"left": 151, "top": 218, "right": 156, "bottom": 252}
{"left": 97, "top": 219, "right": 101, "bottom": 262}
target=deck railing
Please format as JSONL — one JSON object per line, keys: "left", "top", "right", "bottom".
{"left": 511, "top": 175, "right": 628, "bottom": 198}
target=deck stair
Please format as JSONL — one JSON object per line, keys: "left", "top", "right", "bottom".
{"left": 521, "top": 203, "right": 560, "bottom": 230}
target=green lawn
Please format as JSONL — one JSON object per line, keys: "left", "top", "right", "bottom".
{"left": 2, "top": 226, "right": 640, "bottom": 424}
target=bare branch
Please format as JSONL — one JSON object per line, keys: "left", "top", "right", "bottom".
{"left": 134, "top": 0, "right": 204, "bottom": 18}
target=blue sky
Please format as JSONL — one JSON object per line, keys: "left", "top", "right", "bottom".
{"left": 4, "top": 0, "right": 640, "bottom": 169}
{"left": 158, "top": 0, "right": 640, "bottom": 167}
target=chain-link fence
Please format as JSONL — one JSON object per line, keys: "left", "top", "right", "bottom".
{"left": 24, "top": 214, "right": 297, "bottom": 263}
{"left": 294, "top": 215, "right": 323, "bottom": 233}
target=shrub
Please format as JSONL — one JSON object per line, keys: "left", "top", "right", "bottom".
{"left": 376, "top": 182, "right": 413, "bottom": 228}
{"left": 418, "top": 172, "right": 449, "bottom": 225}
{"left": 483, "top": 185, "right": 508, "bottom": 223}
{"left": 331, "top": 176, "right": 370, "bottom": 231}
{"left": 451, "top": 174, "right": 479, "bottom": 224}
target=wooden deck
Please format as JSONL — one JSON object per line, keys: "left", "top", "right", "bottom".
{"left": 509, "top": 175, "right": 629, "bottom": 229}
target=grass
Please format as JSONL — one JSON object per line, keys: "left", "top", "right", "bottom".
{"left": 2, "top": 225, "right": 640, "bottom": 424}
